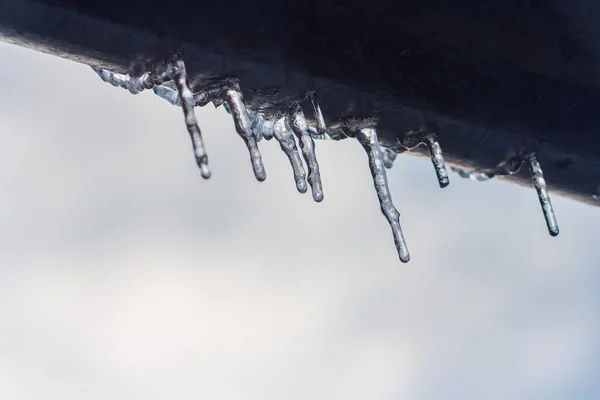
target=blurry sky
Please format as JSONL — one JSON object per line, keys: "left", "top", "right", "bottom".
{"left": 0, "top": 42, "right": 599, "bottom": 400}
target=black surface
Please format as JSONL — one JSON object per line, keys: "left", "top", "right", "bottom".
{"left": 1, "top": 0, "right": 599, "bottom": 204}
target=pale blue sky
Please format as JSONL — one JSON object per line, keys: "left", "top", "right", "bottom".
{"left": 0, "top": 42, "right": 599, "bottom": 400}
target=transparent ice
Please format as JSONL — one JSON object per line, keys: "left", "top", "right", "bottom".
{"left": 528, "top": 153, "right": 559, "bottom": 236}
{"left": 356, "top": 128, "right": 410, "bottom": 262}
{"left": 92, "top": 55, "right": 563, "bottom": 262}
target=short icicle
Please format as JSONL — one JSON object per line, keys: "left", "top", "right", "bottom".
{"left": 289, "top": 105, "right": 324, "bottom": 202}
{"left": 273, "top": 117, "right": 308, "bottom": 193}
{"left": 400, "top": 131, "right": 449, "bottom": 188}
{"left": 357, "top": 128, "right": 410, "bottom": 263}
{"left": 423, "top": 136, "right": 450, "bottom": 188}
{"left": 528, "top": 153, "right": 559, "bottom": 236}
{"left": 223, "top": 87, "right": 266, "bottom": 181}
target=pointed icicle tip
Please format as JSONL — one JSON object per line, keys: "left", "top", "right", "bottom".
{"left": 356, "top": 127, "right": 410, "bottom": 263}
{"left": 528, "top": 153, "right": 559, "bottom": 237}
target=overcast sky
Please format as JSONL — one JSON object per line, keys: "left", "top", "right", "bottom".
{"left": 0, "top": 42, "right": 599, "bottom": 400}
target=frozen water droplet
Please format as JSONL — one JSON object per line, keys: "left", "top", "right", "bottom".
{"left": 528, "top": 153, "right": 559, "bottom": 236}
{"left": 273, "top": 117, "right": 308, "bottom": 193}
{"left": 290, "top": 106, "right": 324, "bottom": 202}
{"left": 223, "top": 88, "right": 266, "bottom": 181}
{"left": 424, "top": 137, "right": 450, "bottom": 188}
{"left": 172, "top": 59, "right": 211, "bottom": 179}
{"left": 382, "top": 147, "right": 397, "bottom": 169}
{"left": 356, "top": 128, "right": 410, "bottom": 263}
{"left": 260, "top": 118, "right": 275, "bottom": 141}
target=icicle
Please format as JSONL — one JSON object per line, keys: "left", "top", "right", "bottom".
{"left": 382, "top": 147, "right": 397, "bottom": 169}
{"left": 527, "top": 153, "right": 559, "bottom": 236}
{"left": 399, "top": 131, "right": 450, "bottom": 188}
{"left": 223, "top": 88, "right": 266, "bottom": 181}
{"left": 356, "top": 128, "right": 410, "bottom": 263}
{"left": 273, "top": 117, "right": 308, "bottom": 193}
{"left": 308, "top": 91, "right": 328, "bottom": 135}
{"left": 171, "top": 59, "right": 211, "bottom": 179}
{"left": 92, "top": 58, "right": 211, "bottom": 179}
{"left": 289, "top": 106, "right": 324, "bottom": 202}
{"left": 423, "top": 136, "right": 449, "bottom": 188}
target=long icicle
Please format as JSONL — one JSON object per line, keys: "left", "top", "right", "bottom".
{"left": 273, "top": 117, "right": 308, "bottom": 193}
{"left": 223, "top": 87, "right": 266, "bottom": 181}
{"left": 357, "top": 128, "right": 410, "bottom": 263}
{"left": 171, "top": 59, "right": 211, "bottom": 179}
{"left": 528, "top": 153, "right": 559, "bottom": 236}
{"left": 289, "top": 106, "right": 324, "bottom": 202}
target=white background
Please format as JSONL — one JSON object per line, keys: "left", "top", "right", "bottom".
{"left": 0, "top": 42, "right": 599, "bottom": 399}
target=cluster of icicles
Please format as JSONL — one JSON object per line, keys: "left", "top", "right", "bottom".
{"left": 92, "top": 54, "right": 559, "bottom": 263}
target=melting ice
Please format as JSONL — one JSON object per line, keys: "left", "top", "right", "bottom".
{"left": 356, "top": 128, "right": 410, "bottom": 262}
{"left": 91, "top": 53, "right": 562, "bottom": 262}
